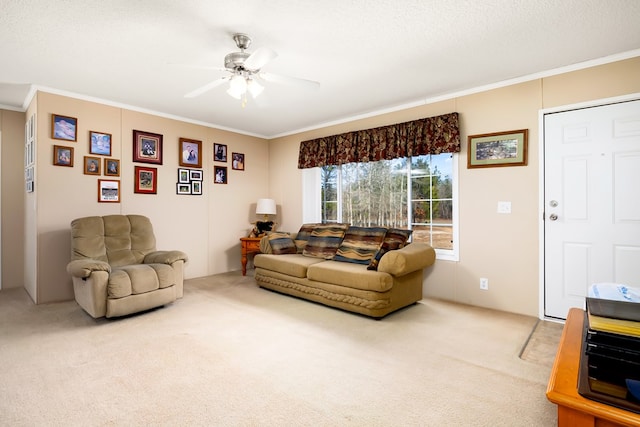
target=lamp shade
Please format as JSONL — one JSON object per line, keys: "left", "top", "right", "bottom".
{"left": 256, "top": 198, "right": 276, "bottom": 216}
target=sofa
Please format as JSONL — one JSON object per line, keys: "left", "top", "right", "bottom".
{"left": 253, "top": 223, "right": 436, "bottom": 318}
{"left": 66, "top": 214, "right": 188, "bottom": 318}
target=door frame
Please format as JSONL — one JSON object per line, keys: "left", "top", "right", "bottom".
{"left": 538, "top": 92, "right": 640, "bottom": 320}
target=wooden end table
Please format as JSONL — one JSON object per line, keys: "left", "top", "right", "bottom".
{"left": 546, "top": 307, "right": 640, "bottom": 427}
{"left": 240, "top": 237, "right": 262, "bottom": 276}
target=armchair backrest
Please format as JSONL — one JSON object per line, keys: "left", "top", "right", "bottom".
{"left": 71, "top": 215, "right": 157, "bottom": 267}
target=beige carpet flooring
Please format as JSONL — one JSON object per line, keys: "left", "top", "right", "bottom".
{"left": 0, "top": 272, "right": 562, "bottom": 426}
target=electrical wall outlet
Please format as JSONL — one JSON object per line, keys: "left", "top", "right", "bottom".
{"left": 480, "top": 278, "right": 489, "bottom": 290}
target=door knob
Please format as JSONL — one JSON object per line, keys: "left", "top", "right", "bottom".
{"left": 549, "top": 213, "right": 558, "bottom": 221}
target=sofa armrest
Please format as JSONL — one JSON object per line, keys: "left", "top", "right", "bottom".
{"left": 144, "top": 250, "right": 188, "bottom": 265}
{"left": 377, "top": 242, "right": 436, "bottom": 277}
{"left": 67, "top": 259, "right": 111, "bottom": 278}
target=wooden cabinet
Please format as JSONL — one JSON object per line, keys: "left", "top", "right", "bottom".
{"left": 546, "top": 308, "right": 640, "bottom": 427}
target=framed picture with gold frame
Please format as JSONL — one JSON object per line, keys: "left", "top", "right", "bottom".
{"left": 83, "top": 156, "right": 101, "bottom": 175}
{"left": 104, "top": 158, "right": 120, "bottom": 176}
{"left": 53, "top": 145, "right": 73, "bottom": 167}
{"left": 51, "top": 114, "right": 77, "bottom": 141}
{"left": 467, "top": 129, "right": 528, "bottom": 169}
{"left": 89, "top": 131, "right": 112, "bottom": 156}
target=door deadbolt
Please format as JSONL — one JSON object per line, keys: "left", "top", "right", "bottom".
{"left": 549, "top": 200, "right": 558, "bottom": 207}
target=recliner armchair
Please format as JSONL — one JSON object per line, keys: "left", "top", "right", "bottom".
{"left": 66, "top": 214, "right": 188, "bottom": 318}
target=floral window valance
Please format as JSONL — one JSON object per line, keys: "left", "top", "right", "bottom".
{"left": 298, "top": 112, "right": 460, "bottom": 169}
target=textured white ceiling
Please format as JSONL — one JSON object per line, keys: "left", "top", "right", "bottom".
{"left": 1, "top": 0, "right": 639, "bottom": 137}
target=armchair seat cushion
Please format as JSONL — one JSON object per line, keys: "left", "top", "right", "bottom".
{"left": 108, "top": 264, "right": 175, "bottom": 298}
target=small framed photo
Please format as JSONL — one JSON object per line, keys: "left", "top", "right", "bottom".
{"left": 467, "top": 129, "right": 528, "bottom": 169}
{"left": 98, "top": 179, "right": 120, "bottom": 203}
{"left": 214, "top": 166, "right": 227, "bottom": 184}
{"left": 133, "top": 130, "right": 163, "bottom": 164}
{"left": 176, "top": 183, "right": 191, "bottom": 195}
{"left": 179, "top": 137, "right": 202, "bottom": 168}
{"left": 83, "top": 156, "right": 101, "bottom": 175}
{"left": 52, "top": 114, "right": 77, "bottom": 141}
{"left": 178, "top": 168, "right": 190, "bottom": 183}
{"left": 189, "top": 169, "right": 203, "bottom": 181}
{"left": 214, "top": 143, "right": 227, "bottom": 162}
{"left": 89, "top": 131, "right": 112, "bottom": 156}
{"left": 104, "top": 158, "right": 120, "bottom": 176}
{"left": 134, "top": 166, "right": 157, "bottom": 194}
{"left": 232, "top": 152, "right": 245, "bottom": 170}
{"left": 191, "top": 181, "right": 202, "bottom": 195}
{"left": 53, "top": 145, "right": 74, "bottom": 167}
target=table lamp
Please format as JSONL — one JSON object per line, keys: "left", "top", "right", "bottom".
{"left": 256, "top": 198, "right": 276, "bottom": 221}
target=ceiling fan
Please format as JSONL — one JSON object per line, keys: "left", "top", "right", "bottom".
{"left": 183, "top": 33, "right": 320, "bottom": 106}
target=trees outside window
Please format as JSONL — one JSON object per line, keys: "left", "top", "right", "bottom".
{"left": 321, "top": 153, "right": 455, "bottom": 253}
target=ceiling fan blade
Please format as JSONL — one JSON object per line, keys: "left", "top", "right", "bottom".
{"left": 259, "top": 72, "right": 320, "bottom": 89}
{"left": 169, "top": 63, "right": 227, "bottom": 72}
{"left": 244, "top": 47, "right": 278, "bottom": 70}
{"left": 184, "top": 77, "right": 229, "bottom": 98}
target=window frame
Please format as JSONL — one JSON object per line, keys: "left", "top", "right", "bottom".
{"left": 303, "top": 154, "right": 459, "bottom": 261}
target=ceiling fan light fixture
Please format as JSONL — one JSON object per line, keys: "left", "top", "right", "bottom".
{"left": 247, "top": 78, "right": 264, "bottom": 98}
{"left": 227, "top": 75, "right": 246, "bottom": 99}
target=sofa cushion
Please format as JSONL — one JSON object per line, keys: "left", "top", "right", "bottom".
{"left": 307, "top": 261, "right": 393, "bottom": 292}
{"left": 302, "top": 223, "right": 349, "bottom": 259}
{"left": 254, "top": 254, "right": 325, "bottom": 278}
{"left": 334, "top": 226, "right": 387, "bottom": 265}
{"left": 367, "top": 228, "right": 413, "bottom": 270}
{"left": 295, "top": 223, "right": 319, "bottom": 242}
{"left": 294, "top": 223, "right": 319, "bottom": 253}
{"left": 267, "top": 232, "right": 297, "bottom": 255}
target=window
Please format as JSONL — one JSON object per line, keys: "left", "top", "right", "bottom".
{"left": 319, "top": 153, "right": 458, "bottom": 260}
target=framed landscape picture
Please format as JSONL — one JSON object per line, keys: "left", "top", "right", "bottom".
{"left": 98, "top": 179, "right": 120, "bottom": 203}
{"left": 467, "top": 129, "right": 528, "bottom": 169}
{"left": 51, "top": 114, "right": 77, "bottom": 141}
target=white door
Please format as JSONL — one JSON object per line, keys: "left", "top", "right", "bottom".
{"left": 544, "top": 99, "right": 640, "bottom": 319}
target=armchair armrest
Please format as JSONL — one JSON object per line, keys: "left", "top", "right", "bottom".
{"left": 144, "top": 250, "right": 188, "bottom": 265}
{"left": 66, "top": 259, "right": 111, "bottom": 279}
{"left": 377, "top": 242, "right": 436, "bottom": 277}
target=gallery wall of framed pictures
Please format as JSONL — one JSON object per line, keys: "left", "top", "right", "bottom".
{"left": 43, "top": 113, "right": 247, "bottom": 201}
{"left": 49, "top": 113, "right": 123, "bottom": 202}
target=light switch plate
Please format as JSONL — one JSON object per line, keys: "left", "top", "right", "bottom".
{"left": 497, "top": 201, "right": 511, "bottom": 214}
